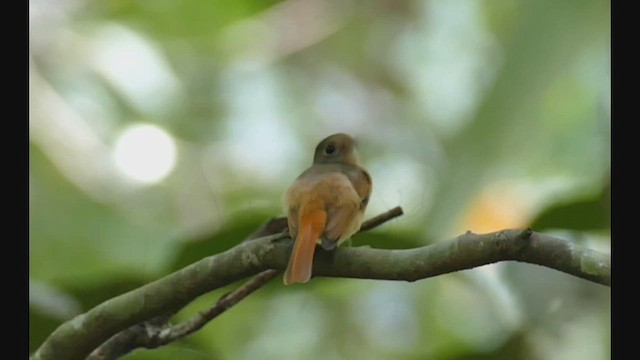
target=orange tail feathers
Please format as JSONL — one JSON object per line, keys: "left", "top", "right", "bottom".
{"left": 284, "top": 208, "right": 327, "bottom": 285}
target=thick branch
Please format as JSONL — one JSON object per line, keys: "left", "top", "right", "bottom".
{"left": 32, "top": 223, "right": 610, "bottom": 360}
{"left": 85, "top": 207, "right": 406, "bottom": 359}
{"left": 87, "top": 270, "right": 281, "bottom": 360}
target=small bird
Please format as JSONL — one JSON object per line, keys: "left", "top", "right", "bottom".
{"left": 283, "top": 133, "right": 372, "bottom": 285}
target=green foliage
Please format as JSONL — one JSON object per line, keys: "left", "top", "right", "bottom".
{"left": 29, "top": 310, "right": 62, "bottom": 354}
{"left": 30, "top": 0, "right": 610, "bottom": 359}
{"left": 530, "top": 182, "right": 610, "bottom": 232}
{"left": 167, "top": 212, "right": 277, "bottom": 272}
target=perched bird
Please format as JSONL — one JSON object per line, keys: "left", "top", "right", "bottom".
{"left": 283, "top": 133, "right": 372, "bottom": 285}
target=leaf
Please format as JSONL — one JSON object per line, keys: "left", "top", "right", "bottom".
{"left": 29, "top": 277, "right": 148, "bottom": 353}
{"left": 166, "top": 212, "right": 278, "bottom": 272}
{"left": 529, "top": 183, "right": 610, "bottom": 231}
{"left": 29, "top": 310, "right": 64, "bottom": 354}
{"left": 353, "top": 230, "right": 429, "bottom": 250}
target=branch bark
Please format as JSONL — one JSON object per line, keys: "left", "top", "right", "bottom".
{"left": 31, "top": 211, "right": 610, "bottom": 360}
{"left": 86, "top": 270, "right": 280, "bottom": 360}
{"left": 87, "top": 206, "right": 406, "bottom": 359}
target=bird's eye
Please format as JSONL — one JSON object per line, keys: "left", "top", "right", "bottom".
{"left": 325, "top": 144, "right": 336, "bottom": 154}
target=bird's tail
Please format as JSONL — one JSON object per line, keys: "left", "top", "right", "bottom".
{"left": 283, "top": 207, "right": 326, "bottom": 285}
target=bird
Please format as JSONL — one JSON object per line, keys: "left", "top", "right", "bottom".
{"left": 283, "top": 133, "right": 372, "bottom": 285}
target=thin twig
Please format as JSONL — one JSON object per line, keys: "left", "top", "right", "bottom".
{"left": 358, "top": 206, "right": 403, "bottom": 232}
{"left": 155, "top": 269, "right": 280, "bottom": 345}
{"left": 86, "top": 314, "right": 173, "bottom": 360}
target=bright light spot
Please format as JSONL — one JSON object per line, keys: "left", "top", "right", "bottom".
{"left": 113, "top": 124, "right": 177, "bottom": 184}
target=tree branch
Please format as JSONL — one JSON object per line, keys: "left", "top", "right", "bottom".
{"left": 152, "top": 206, "right": 406, "bottom": 344}
{"left": 85, "top": 206, "right": 406, "bottom": 359}
{"left": 86, "top": 270, "right": 281, "bottom": 360}
{"left": 31, "top": 209, "right": 610, "bottom": 360}
{"left": 156, "top": 269, "right": 280, "bottom": 344}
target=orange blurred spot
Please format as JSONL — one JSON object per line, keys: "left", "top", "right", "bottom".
{"left": 456, "top": 185, "right": 531, "bottom": 234}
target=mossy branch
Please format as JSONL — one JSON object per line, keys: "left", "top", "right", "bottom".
{"left": 31, "top": 207, "right": 610, "bottom": 360}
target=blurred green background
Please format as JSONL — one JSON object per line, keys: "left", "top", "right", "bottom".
{"left": 29, "top": 0, "right": 610, "bottom": 359}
